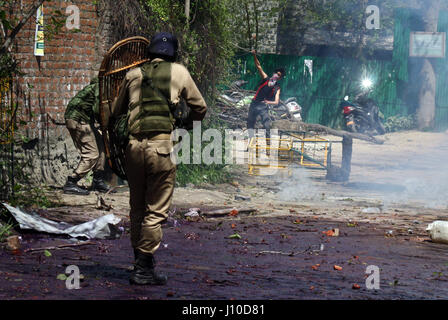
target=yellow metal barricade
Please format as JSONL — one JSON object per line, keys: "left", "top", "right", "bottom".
{"left": 247, "top": 132, "right": 331, "bottom": 175}
{"left": 288, "top": 133, "right": 330, "bottom": 168}
{"left": 247, "top": 136, "right": 294, "bottom": 176}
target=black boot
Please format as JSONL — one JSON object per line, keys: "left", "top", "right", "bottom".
{"left": 92, "top": 171, "right": 113, "bottom": 193}
{"left": 130, "top": 251, "right": 168, "bottom": 285}
{"left": 127, "top": 249, "right": 139, "bottom": 272}
{"left": 63, "top": 176, "right": 90, "bottom": 195}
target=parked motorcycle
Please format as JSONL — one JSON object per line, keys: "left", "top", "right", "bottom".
{"left": 278, "top": 97, "right": 302, "bottom": 121}
{"left": 340, "top": 91, "right": 385, "bottom": 135}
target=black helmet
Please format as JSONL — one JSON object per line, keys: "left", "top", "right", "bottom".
{"left": 146, "top": 32, "right": 178, "bottom": 60}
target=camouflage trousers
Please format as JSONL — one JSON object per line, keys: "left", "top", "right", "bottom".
{"left": 66, "top": 119, "right": 105, "bottom": 178}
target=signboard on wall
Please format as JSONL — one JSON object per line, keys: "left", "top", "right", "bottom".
{"left": 34, "top": 5, "right": 44, "bottom": 56}
{"left": 409, "top": 32, "right": 446, "bottom": 58}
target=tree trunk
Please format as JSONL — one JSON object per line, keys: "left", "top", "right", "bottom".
{"left": 416, "top": 0, "right": 441, "bottom": 130}
{"left": 185, "top": 0, "right": 190, "bottom": 26}
{"left": 417, "top": 59, "right": 437, "bottom": 129}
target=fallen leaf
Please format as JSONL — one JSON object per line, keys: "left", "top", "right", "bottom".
{"left": 334, "top": 265, "right": 343, "bottom": 271}
{"left": 44, "top": 250, "right": 52, "bottom": 257}
{"left": 352, "top": 283, "right": 361, "bottom": 290}
{"left": 57, "top": 274, "right": 67, "bottom": 281}
{"left": 322, "top": 230, "right": 334, "bottom": 236}
{"left": 228, "top": 233, "right": 242, "bottom": 239}
{"left": 310, "top": 286, "right": 315, "bottom": 290}
{"left": 289, "top": 209, "right": 297, "bottom": 213}
{"left": 311, "top": 264, "right": 320, "bottom": 270}
{"left": 293, "top": 219, "right": 302, "bottom": 224}
{"left": 231, "top": 223, "right": 236, "bottom": 229}
{"left": 229, "top": 209, "right": 239, "bottom": 217}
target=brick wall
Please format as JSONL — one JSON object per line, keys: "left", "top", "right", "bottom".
{"left": 13, "top": 0, "right": 106, "bottom": 139}
{"left": 6, "top": 0, "right": 114, "bottom": 186}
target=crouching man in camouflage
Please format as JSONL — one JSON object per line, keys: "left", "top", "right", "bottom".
{"left": 64, "top": 77, "right": 112, "bottom": 195}
{"left": 112, "top": 32, "right": 207, "bottom": 285}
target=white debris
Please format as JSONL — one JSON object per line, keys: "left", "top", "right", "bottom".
{"left": 1, "top": 203, "right": 122, "bottom": 240}
{"left": 362, "top": 207, "right": 381, "bottom": 214}
{"left": 184, "top": 208, "right": 200, "bottom": 217}
{"left": 426, "top": 221, "right": 448, "bottom": 244}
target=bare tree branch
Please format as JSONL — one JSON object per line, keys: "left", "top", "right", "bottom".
{"left": 0, "top": 0, "right": 45, "bottom": 54}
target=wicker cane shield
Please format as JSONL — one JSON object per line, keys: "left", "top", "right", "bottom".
{"left": 98, "top": 36, "right": 150, "bottom": 180}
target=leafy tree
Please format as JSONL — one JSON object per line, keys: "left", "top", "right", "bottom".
{"left": 226, "top": 0, "right": 288, "bottom": 52}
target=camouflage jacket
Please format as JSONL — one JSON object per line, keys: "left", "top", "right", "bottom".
{"left": 64, "top": 78, "right": 100, "bottom": 123}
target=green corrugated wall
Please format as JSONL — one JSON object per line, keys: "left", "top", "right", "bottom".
{"left": 236, "top": 8, "right": 448, "bottom": 130}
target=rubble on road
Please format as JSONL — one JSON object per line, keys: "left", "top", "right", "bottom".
{"left": 201, "top": 207, "right": 257, "bottom": 218}
{"left": 184, "top": 208, "right": 201, "bottom": 217}
{"left": 6, "top": 235, "right": 21, "bottom": 251}
{"left": 235, "top": 195, "right": 251, "bottom": 201}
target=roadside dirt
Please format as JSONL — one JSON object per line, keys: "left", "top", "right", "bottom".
{"left": 1, "top": 130, "right": 448, "bottom": 299}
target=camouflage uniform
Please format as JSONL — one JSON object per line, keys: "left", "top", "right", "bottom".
{"left": 64, "top": 77, "right": 110, "bottom": 195}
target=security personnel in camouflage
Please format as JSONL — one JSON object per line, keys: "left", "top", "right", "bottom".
{"left": 64, "top": 77, "right": 112, "bottom": 195}
{"left": 112, "top": 32, "right": 207, "bottom": 285}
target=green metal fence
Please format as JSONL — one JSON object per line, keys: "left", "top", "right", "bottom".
{"left": 236, "top": 8, "right": 448, "bottom": 130}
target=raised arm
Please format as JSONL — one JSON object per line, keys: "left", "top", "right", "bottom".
{"left": 252, "top": 50, "right": 267, "bottom": 80}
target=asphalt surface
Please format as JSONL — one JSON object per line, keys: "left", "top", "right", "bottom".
{"left": 1, "top": 214, "right": 448, "bottom": 300}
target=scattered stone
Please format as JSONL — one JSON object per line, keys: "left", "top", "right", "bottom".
{"left": 6, "top": 235, "right": 21, "bottom": 251}
{"left": 202, "top": 207, "right": 257, "bottom": 217}
{"left": 361, "top": 207, "right": 381, "bottom": 214}
{"left": 334, "top": 265, "right": 343, "bottom": 271}
{"left": 352, "top": 283, "right": 361, "bottom": 290}
{"left": 235, "top": 195, "right": 251, "bottom": 201}
{"left": 184, "top": 208, "right": 200, "bottom": 217}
